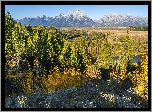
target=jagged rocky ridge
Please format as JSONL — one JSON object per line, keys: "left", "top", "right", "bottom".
{"left": 16, "top": 9, "right": 148, "bottom": 27}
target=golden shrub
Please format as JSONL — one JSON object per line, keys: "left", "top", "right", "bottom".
{"left": 131, "top": 54, "right": 148, "bottom": 95}
{"left": 38, "top": 66, "right": 88, "bottom": 92}
{"left": 21, "top": 72, "right": 34, "bottom": 94}
{"left": 85, "top": 64, "right": 101, "bottom": 79}
{"left": 7, "top": 66, "right": 88, "bottom": 94}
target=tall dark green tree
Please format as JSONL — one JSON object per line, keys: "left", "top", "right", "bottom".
{"left": 95, "top": 33, "right": 113, "bottom": 69}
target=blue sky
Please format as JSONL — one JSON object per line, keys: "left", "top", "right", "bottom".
{"left": 5, "top": 5, "right": 148, "bottom": 20}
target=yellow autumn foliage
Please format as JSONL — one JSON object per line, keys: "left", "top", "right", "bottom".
{"left": 7, "top": 66, "right": 89, "bottom": 94}
{"left": 131, "top": 54, "right": 148, "bottom": 95}
{"left": 85, "top": 64, "right": 101, "bottom": 79}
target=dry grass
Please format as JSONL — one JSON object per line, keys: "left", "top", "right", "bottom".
{"left": 57, "top": 27, "right": 148, "bottom": 48}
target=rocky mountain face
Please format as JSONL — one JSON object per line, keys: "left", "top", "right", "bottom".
{"left": 16, "top": 9, "right": 148, "bottom": 27}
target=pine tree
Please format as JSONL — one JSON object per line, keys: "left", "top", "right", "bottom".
{"left": 118, "top": 30, "right": 134, "bottom": 79}
{"left": 95, "top": 33, "right": 113, "bottom": 69}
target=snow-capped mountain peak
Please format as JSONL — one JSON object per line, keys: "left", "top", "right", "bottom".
{"left": 68, "top": 12, "right": 73, "bottom": 16}
{"left": 73, "top": 9, "right": 87, "bottom": 18}
{"left": 16, "top": 10, "right": 148, "bottom": 27}
{"left": 41, "top": 14, "right": 46, "bottom": 18}
{"left": 59, "top": 13, "right": 66, "bottom": 17}
{"left": 76, "top": 9, "right": 79, "bottom": 12}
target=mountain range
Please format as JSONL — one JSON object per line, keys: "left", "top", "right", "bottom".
{"left": 16, "top": 9, "right": 148, "bottom": 27}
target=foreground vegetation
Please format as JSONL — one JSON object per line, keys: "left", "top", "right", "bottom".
{"left": 5, "top": 12, "right": 148, "bottom": 108}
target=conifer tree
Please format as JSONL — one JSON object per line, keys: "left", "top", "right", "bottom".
{"left": 95, "top": 33, "right": 113, "bottom": 69}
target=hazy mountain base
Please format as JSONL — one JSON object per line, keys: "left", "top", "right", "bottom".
{"left": 5, "top": 78, "right": 148, "bottom": 108}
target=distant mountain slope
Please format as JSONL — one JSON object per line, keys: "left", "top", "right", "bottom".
{"left": 16, "top": 9, "right": 148, "bottom": 27}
